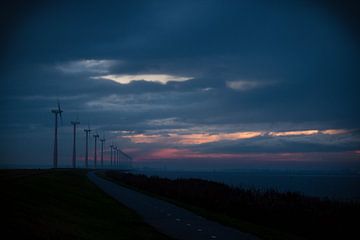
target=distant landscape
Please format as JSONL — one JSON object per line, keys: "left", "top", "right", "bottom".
{"left": 105, "top": 170, "right": 359, "bottom": 240}
{"left": 136, "top": 169, "right": 360, "bottom": 200}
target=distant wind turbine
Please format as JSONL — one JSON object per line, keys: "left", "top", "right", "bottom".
{"left": 113, "top": 146, "right": 118, "bottom": 168}
{"left": 118, "top": 148, "right": 133, "bottom": 169}
{"left": 51, "top": 101, "right": 63, "bottom": 169}
{"left": 116, "top": 148, "right": 119, "bottom": 168}
{"left": 112, "top": 146, "right": 132, "bottom": 169}
{"left": 110, "top": 144, "right": 114, "bottom": 168}
{"left": 117, "top": 148, "right": 121, "bottom": 168}
{"left": 118, "top": 148, "right": 132, "bottom": 161}
{"left": 93, "top": 133, "right": 100, "bottom": 168}
{"left": 100, "top": 135, "right": 106, "bottom": 168}
{"left": 84, "top": 125, "right": 91, "bottom": 168}
{"left": 70, "top": 118, "right": 80, "bottom": 168}
{"left": 117, "top": 148, "right": 120, "bottom": 168}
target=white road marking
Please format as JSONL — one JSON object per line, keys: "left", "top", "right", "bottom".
{"left": 210, "top": 235, "right": 217, "bottom": 239}
{"left": 186, "top": 223, "right": 191, "bottom": 226}
{"left": 176, "top": 218, "right": 181, "bottom": 221}
{"left": 197, "top": 228, "right": 203, "bottom": 232}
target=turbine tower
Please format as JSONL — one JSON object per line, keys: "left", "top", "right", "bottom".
{"left": 100, "top": 136, "right": 106, "bottom": 168}
{"left": 84, "top": 125, "right": 91, "bottom": 168}
{"left": 113, "top": 146, "right": 118, "bottom": 168}
{"left": 116, "top": 146, "right": 119, "bottom": 168}
{"left": 70, "top": 119, "right": 80, "bottom": 168}
{"left": 118, "top": 149, "right": 121, "bottom": 167}
{"left": 115, "top": 148, "right": 118, "bottom": 168}
{"left": 51, "top": 101, "right": 63, "bottom": 169}
{"left": 93, "top": 133, "right": 100, "bottom": 168}
{"left": 110, "top": 144, "right": 114, "bottom": 168}
{"left": 118, "top": 148, "right": 121, "bottom": 168}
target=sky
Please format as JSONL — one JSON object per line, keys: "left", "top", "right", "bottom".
{"left": 0, "top": 0, "right": 359, "bottom": 170}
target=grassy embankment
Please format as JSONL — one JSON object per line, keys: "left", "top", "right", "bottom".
{"left": 1, "top": 169, "right": 170, "bottom": 240}
{"left": 104, "top": 171, "right": 359, "bottom": 240}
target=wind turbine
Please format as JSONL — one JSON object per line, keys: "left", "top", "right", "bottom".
{"left": 70, "top": 118, "right": 80, "bottom": 169}
{"left": 110, "top": 144, "right": 114, "bottom": 168}
{"left": 51, "top": 101, "right": 63, "bottom": 169}
{"left": 93, "top": 133, "right": 100, "bottom": 168}
{"left": 116, "top": 148, "right": 119, "bottom": 168}
{"left": 113, "top": 146, "right": 118, "bottom": 168}
{"left": 100, "top": 135, "right": 106, "bottom": 168}
{"left": 118, "top": 149, "right": 122, "bottom": 167}
{"left": 84, "top": 125, "right": 91, "bottom": 168}
{"left": 118, "top": 148, "right": 132, "bottom": 161}
{"left": 118, "top": 148, "right": 133, "bottom": 169}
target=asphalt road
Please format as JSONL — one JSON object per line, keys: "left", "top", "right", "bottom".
{"left": 88, "top": 171, "right": 261, "bottom": 240}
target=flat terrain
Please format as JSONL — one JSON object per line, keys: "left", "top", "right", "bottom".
{"left": 104, "top": 171, "right": 360, "bottom": 240}
{"left": 89, "top": 171, "right": 260, "bottom": 240}
{"left": 1, "top": 169, "right": 170, "bottom": 240}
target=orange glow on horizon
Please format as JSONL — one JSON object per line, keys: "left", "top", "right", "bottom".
{"left": 136, "top": 148, "right": 360, "bottom": 162}
{"left": 321, "top": 129, "right": 351, "bottom": 135}
{"left": 122, "top": 128, "right": 350, "bottom": 145}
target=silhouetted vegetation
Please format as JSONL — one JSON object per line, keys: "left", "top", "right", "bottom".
{"left": 105, "top": 171, "right": 359, "bottom": 240}
{"left": 1, "top": 169, "right": 170, "bottom": 240}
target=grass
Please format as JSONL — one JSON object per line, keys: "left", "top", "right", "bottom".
{"left": 1, "top": 169, "right": 170, "bottom": 240}
{"left": 103, "top": 171, "right": 359, "bottom": 240}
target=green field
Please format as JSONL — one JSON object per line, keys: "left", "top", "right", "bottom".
{"left": 1, "top": 169, "right": 170, "bottom": 240}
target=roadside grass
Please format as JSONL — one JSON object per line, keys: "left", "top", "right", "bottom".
{"left": 1, "top": 169, "right": 170, "bottom": 240}
{"left": 99, "top": 171, "right": 301, "bottom": 240}
{"left": 103, "top": 171, "right": 359, "bottom": 240}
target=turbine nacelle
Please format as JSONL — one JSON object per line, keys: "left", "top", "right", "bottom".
{"left": 51, "top": 101, "right": 63, "bottom": 114}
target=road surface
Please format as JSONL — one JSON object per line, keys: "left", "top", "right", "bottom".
{"left": 88, "top": 171, "right": 261, "bottom": 240}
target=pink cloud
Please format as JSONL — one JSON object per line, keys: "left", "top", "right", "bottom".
{"left": 141, "top": 148, "right": 244, "bottom": 160}
{"left": 123, "top": 131, "right": 264, "bottom": 145}
{"left": 136, "top": 148, "right": 360, "bottom": 162}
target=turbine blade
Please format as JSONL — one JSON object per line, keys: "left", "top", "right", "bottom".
{"left": 60, "top": 112, "right": 63, "bottom": 125}
{"left": 57, "top": 100, "right": 63, "bottom": 124}
{"left": 57, "top": 100, "right": 62, "bottom": 112}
